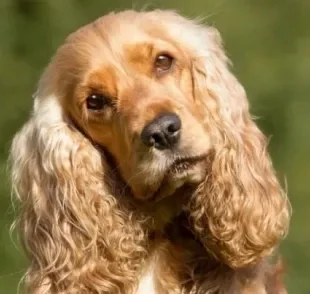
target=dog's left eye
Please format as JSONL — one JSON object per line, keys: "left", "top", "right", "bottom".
{"left": 155, "top": 54, "right": 174, "bottom": 73}
{"left": 86, "top": 94, "right": 108, "bottom": 111}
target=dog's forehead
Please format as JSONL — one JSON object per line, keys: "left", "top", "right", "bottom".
{"left": 62, "top": 13, "right": 160, "bottom": 69}
{"left": 66, "top": 10, "right": 204, "bottom": 59}
{"left": 92, "top": 12, "right": 174, "bottom": 58}
{"left": 48, "top": 10, "right": 210, "bottom": 98}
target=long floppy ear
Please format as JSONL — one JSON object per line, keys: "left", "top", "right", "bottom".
{"left": 10, "top": 95, "right": 146, "bottom": 293}
{"left": 188, "top": 27, "right": 290, "bottom": 269}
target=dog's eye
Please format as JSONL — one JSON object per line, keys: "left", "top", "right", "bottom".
{"left": 86, "top": 94, "right": 108, "bottom": 111}
{"left": 155, "top": 54, "right": 174, "bottom": 72}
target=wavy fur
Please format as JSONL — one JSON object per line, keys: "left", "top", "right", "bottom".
{"left": 188, "top": 27, "right": 289, "bottom": 268}
{"left": 11, "top": 97, "right": 147, "bottom": 293}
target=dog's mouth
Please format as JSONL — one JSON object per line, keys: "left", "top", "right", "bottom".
{"left": 167, "top": 154, "right": 207, "bottom": 175}
{"left": 147, "top": 154, "right": 207, "bottom": 202}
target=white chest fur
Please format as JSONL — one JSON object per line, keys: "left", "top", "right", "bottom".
{"left": 137, "top": 264, "right": 156, "bottom": 294}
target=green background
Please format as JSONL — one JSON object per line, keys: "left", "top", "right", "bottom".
{"left": 0, "top": 0, "right": 309, "bottom": 293}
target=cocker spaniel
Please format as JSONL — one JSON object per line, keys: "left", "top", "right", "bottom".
{"left": 10, "top": 10, "right": 290, "bottom": 294}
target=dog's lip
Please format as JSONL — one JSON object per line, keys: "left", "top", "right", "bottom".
{"left": 168, "top": 154, "right": 206, "bottom": 174}
{"left": 147, "top": 154, "right": 207, "bottom": 202}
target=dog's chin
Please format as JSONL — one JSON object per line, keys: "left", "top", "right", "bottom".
{"left": 134, "top": 156, "right": 208, "bottom": 202}
{"left": 154, "top": 158, "right": 207, "bottom": 201}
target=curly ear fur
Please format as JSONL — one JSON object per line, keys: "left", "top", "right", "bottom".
{"left": 10, "top": 96, "right": 147, "bottom": 293}
{"left": 189, "top": 28, "right": 290, "bottom": 269}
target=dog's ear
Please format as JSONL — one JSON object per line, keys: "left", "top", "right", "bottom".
{"left": 189, "top": 27, "right": 290, "bottom": 268}
{"left": 10, "top": 93, "right": 146, "bottom": 292}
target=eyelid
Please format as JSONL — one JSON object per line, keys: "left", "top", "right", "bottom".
{"left": 87, "top": 90, "right": 113, "bottom": 101}
{"left": 155, "top": 51, "right": 175, "bottom": 60}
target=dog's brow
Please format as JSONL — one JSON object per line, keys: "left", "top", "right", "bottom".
{"left": 124, "top": 42, "right": 154, "bottom": 63}
{"left": 86, "top": 68, "right": 118, "bottom": 99}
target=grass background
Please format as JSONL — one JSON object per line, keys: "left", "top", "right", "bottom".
{"left": 0, "top": 0, "right": 309, "bottom": 293}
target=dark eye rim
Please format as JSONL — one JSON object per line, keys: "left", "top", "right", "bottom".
{"left": 86, "top": 93, "right": 110, "bottom": 112}
{"left": 154, "top": 53, "right": 175, "bottom": 73}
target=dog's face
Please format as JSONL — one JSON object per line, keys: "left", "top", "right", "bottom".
{"left": 52, "top": 11, "right": 211, "bottom": 200}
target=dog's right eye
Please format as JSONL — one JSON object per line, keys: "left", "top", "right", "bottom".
{"left": 86, "top": 94, "right": 108, "bottom": 111}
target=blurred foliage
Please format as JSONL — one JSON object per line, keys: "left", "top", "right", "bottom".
{"left": 0, "top": 0, "right": 309, "bottom": 293}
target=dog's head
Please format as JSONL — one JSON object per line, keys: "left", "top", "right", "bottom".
{"left": 39, "top": 10, "right": 218, "bottom": 200}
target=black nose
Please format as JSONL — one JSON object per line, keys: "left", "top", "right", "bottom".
{"left": 141, "top": 113, "right": 181, "bottom": 150}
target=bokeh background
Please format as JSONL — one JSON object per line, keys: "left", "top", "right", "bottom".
{"left": 0, "top": 0, "right": 309, "bottom": 293}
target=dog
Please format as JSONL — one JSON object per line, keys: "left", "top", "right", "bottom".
{"left": 10, "top": 10, "right": 290, "bottom": 293}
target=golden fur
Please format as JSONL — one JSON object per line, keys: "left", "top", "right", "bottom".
{"left": 10, "top": 10, "right": 290, "bottom": 293}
